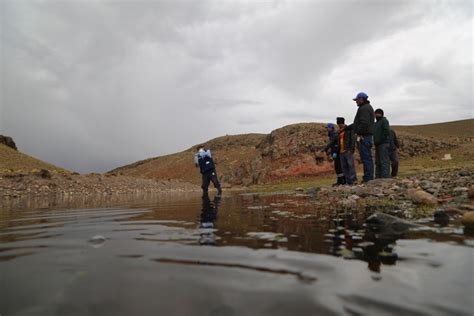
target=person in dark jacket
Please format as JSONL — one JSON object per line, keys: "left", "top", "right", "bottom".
{"left": 351, "top": 92, "right": 375, "bottom": 183}
{"left": 325, "top": 123, "right": 345, "bottom": 186}
{"left": 389, "top": 129, "right": 400, "bottom": 177}
{"left": 374, "top": 109, "right": 391, "bottom": 178}
{"left": 324, "top": 117, "right": 357, "bottom": 185}
{"left": 194, "top": 146, "right": 222, "bottom": 196}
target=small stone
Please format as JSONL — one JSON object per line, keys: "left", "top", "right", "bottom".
{"left": 419, "top": 180, "right": 434, "bottom": 190}
{"left": 295, "top": 187, "right": 305, "bottom": 192}
{"left": 348, "top": 194, "right": 361, "bottom": 200}
{"left": 461, "top": 212, "right": 474, "bottom": 230}
{"left": 306, "top": 187, "right": 320, "bottom": 195}
{"left": 407, "top": 189, "right": 438, "bottom": 206}
{"left": 453, "top": 187, "right": 469, "bottom": 197}
{"left": 459, "top": 170, "right": 471, "bottom": 177}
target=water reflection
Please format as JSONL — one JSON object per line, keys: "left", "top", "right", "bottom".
{"left": 326, "top": 211, "right": 400, "bottom": 273}
{"left": 198, "top": 193, "right": 221, "bottom": 245}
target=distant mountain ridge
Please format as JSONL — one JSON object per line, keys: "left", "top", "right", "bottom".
{"left": 110, "top": 119, "right": 473, "bottom": 186}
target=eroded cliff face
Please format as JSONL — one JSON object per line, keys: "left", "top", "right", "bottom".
{"left": 224, "top": 123, "right": 457, "bottom": 186}
{"left": 225, "top": 123, "right": 332, "bottom": 185}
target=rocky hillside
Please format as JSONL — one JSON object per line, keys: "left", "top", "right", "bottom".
{"left": 110, "top": 120, "right": 468, "bottom": 186}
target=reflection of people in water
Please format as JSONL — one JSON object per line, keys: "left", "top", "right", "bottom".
{"left": 328, "top": 212, "right": 399, "bottom": 273}
{"left": 363, "top": 231, "right": 398, "bottom": 273}
{"left": 198, "top": 193, "right": 221, "bottom": 245}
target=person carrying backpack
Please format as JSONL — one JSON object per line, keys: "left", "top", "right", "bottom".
{"left": 194, "top": 146, "right": 222, "bottom": 196}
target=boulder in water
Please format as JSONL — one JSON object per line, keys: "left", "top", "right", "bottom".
{"left": 366, "top": 212, "right": 420, "bottom": 237}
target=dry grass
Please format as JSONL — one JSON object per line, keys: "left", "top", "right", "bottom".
{"left": 393, "top": 119, "right": 474, "bottom": 139}
{"left": 0, "top": 144, "right": 69, "bottom": 174}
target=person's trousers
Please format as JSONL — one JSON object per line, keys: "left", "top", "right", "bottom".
{"left": 358, "top": 135, "right": 374, "bottom": 182}
{"left": 202, "top": 170, "right": 221, "bottom": 193}
{"left": 375, "top": 143, "right": 391, "bottom": 179}
{"left": 389, "top": 149, "right": 399, "bottom": 177}
{"left": 334, "top": 154, "right": 345, "bottom": 184}
{"left": 340, "top": 151, "right": 357, "bottom": 184}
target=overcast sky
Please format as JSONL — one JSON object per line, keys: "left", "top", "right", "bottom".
{"left": 1, "top": 0, "right": 472, "bottom": 173}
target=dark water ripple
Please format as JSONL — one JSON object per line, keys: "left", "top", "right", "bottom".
{"left": 0, "top": 192, "right": 473, "bottom": 315}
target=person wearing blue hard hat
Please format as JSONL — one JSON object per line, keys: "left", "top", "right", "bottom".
{"left": 350, "top": 91, "right": 375, "bottom": 183}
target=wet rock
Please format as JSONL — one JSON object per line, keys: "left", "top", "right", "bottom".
{"left": 433, "top": 210, "right": 449, "bottom": 226}
{"left": 366, "top": 213, "right": 420, "bottom": 237}
{"left": 407, "top": 189, "right": 438, "bottom": 206}
{"left": 461, "top": 212, "right": 474, "bottom": 230}
{"left": 458, "top": 170, "right": 471, "bottom": 177}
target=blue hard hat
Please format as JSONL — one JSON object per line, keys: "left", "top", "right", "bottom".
{"left": 353, "top": 92, "right": 368, "bottom": 100}
{"left": 325, "top": 123, "right": 335, "bottom": 129}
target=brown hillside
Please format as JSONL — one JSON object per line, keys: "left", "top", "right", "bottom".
{"left": 109, "top": 134, "right": 266, "bottom": 185}
{"left": 393, "top": 119, "right": 474, "bottom": 139}
{"left": 0, "top": 143, "right": 70, "bottom": 175}
{"left": 110, "top": 121, "right": 462, "bottom": 186}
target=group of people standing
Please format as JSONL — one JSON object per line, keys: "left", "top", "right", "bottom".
{"left": 193, "top": 91, "right": 401, "bottom": 196}
{"left": 324, "top": 92, "right": 400, "bottom": 186}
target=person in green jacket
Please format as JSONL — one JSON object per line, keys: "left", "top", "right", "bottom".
{"left": 374, "top": 108, "right": 391, "bottom": 178}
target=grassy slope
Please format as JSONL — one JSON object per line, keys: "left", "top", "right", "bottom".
{"left": 0, "top": 143, "right": 70, "bottom": 174}
{"left": 393, "top": 119, "right": 474, "bottom": 139}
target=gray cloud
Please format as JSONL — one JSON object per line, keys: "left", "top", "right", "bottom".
{"left": 1, "top": 0, "right": 472, "bottom": 173}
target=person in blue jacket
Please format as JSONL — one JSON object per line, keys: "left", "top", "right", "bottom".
{"left": 324, "top": 123, "right": 345, "bottom": 185}
{"left": 194, "top": 146, "right": 222, "bottom": 196}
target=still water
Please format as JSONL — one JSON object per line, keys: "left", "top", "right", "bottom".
{"left": 1, "top": 192, "right": 473, "bottom": 315}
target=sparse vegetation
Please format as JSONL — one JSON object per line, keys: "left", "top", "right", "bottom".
{"left": 0, "top": 144, "right": 70, "bottom": 175}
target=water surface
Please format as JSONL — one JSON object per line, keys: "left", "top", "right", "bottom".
{"left": 1, "top": 192, "right": 473, "bottom": 315}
